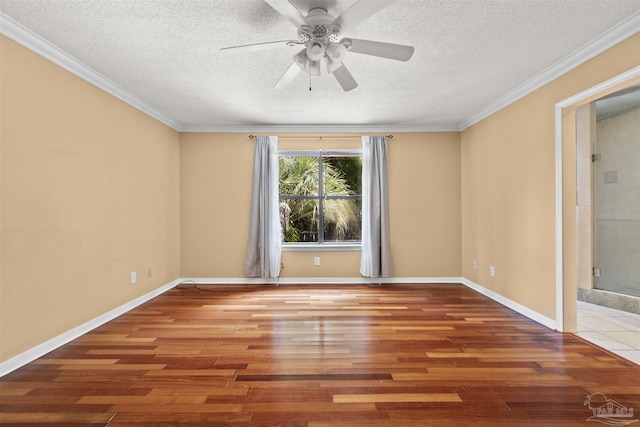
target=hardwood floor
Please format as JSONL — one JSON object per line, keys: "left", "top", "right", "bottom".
{"left": 1, "top": 283, "right": 639, "bottom": 426}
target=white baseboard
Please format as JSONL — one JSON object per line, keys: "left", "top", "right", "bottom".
{"left": 178, "top": 277, "right": 465, "bottom": 285}
{"left": 460, "top": 278, "right": 557, "bottom": 330}
{"left": 0, "top": 279, "right": 181, "bottom": 377}
{"left": 1, "top": 276, "right": 557, "bottom": 377}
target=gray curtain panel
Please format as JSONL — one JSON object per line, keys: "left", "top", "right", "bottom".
{"left": 361, "top": 135, "right": 392, "bottom": 278}
{"left": 244, "top": 136, "right": 282, "bottom": 278}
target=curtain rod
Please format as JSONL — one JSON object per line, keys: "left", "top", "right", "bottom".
{"left": 249, "top": 134, "right": 393, "bottom": 140}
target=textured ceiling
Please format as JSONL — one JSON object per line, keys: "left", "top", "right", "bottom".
{"left": 1, "top": 0, "right": 639, "bottom": 129}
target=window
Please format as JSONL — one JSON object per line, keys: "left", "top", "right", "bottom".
{"left": 279, "top": 150, "right": 362, "bottom": 245}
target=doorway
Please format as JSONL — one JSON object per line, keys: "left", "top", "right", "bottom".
{"left": 555, "top": 67, "right": 639, "bottom": 334}
{"left": 571, "top": 82, "right": 640, "bottom": 364}
{"left": 575, "top": 84, "right": 640, "bottom": 313}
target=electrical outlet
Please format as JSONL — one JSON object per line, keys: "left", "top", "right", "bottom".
{"left": 472, "top": 260, "right": 477, "bottom": 270}
{"left": 489, "top": 266, "right": 495, "bottom": 277}
{"left": 131, "top": 272, "right": 137, "bottom": 284}
{"left": 314, "top": 257, "right": 320, "bottom": 266}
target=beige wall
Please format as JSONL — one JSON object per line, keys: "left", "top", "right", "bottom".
{"left": 0, "top": 36, "right": 181, "bottom": 362}
{"left": 461, "top": 34, "right": 640, "bottom": 320}
{"left": 180, "top": 132, "right": 461, "bottom": 278}
{"left": 179, "top": 132, "right": 254, "bottom": 277}
{"left": 388, "top": 133, "right": 461, "bottom": 277}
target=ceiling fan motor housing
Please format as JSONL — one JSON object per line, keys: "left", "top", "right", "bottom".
{"left": 298, "top": 8, "right": 340, "bottom": 39}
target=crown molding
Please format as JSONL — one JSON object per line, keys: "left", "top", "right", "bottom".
{"left": 0, "top": 12, "right": 182, "bottom": 131}
{"left": 179, "top": 123, "right": 461, "bottom": 133}
{"left": 460, "top": 10, "right": 640, "bottom": 130}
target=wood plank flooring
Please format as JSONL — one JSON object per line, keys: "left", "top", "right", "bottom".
{"left": 1, "top": 283, "right": 639, "bottom": 426}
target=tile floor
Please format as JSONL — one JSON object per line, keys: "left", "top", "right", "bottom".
{"left": 576, "top": 300, "right": 640, "bottom": 365}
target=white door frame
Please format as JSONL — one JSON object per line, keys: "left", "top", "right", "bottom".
{"left": 554, "top": 66, "right": 640, "bottom": 332}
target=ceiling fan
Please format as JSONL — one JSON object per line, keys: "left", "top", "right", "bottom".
{"left": 220, "top": 0, "right": 414, "bottom": 91}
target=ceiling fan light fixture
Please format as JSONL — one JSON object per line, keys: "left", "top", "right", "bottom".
{"left": 293, "top": 49, "right": 309, "bottom": 69}
{"left": 306, "top": 41, "right": 326, "bottom": 61}
{"left": 325, "top": 43, "right": 346, "bottom": 63}
{"left": 298, "top": 25, "right": 313, "bottom": 43}
{"left": 326, "top": 58, "right": 342, "bottom": 74}
{"left": 340, "top": 38, "right": 353, "bottom": 50}
{"left": 328, "top": 25, "right": 341, "bottom": 43}
{"left": 298, "top": 33, "right": 310, "bottom": 43}
{"left": 308, "top": 60, "right": 321, "bottom": 76}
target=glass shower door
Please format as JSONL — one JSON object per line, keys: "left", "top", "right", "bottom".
{"left": 592, "top": 104, "right": 640, "bottom": 297}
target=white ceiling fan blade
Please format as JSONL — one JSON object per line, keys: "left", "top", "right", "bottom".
{"left": 332, "top": 64, "right": 358, "bottom": 92}
{"left": 264, "top": 0, "right": 306, "bottom": 28}
{"left": 342, "top": 38, "right": 414, "bottom": 61}
{"left": 330, "top": 0, "right": 396, "bottom": 34}
{"left": 220, "top": 40, "right": 297, "bottom": 56}
{"left": 273, "top": 62, "right": 301, "bottom": 89}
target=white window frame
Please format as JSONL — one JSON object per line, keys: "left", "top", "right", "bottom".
{"left": 279, "top": 149, "right": 362, "bottom": 251}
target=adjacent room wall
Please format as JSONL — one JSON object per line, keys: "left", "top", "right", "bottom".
{"left": 0, "top": 36, "right": 181, "bottom": 362}
{"left": 180, "top": 132, "right": 462, "bottom": 279}
{"left": 461, "top": 34, "right": 640, "bottom": 321}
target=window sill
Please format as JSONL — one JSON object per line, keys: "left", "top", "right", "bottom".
{"left": 282, "top": 243, "right": 361, "bottom": 252}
